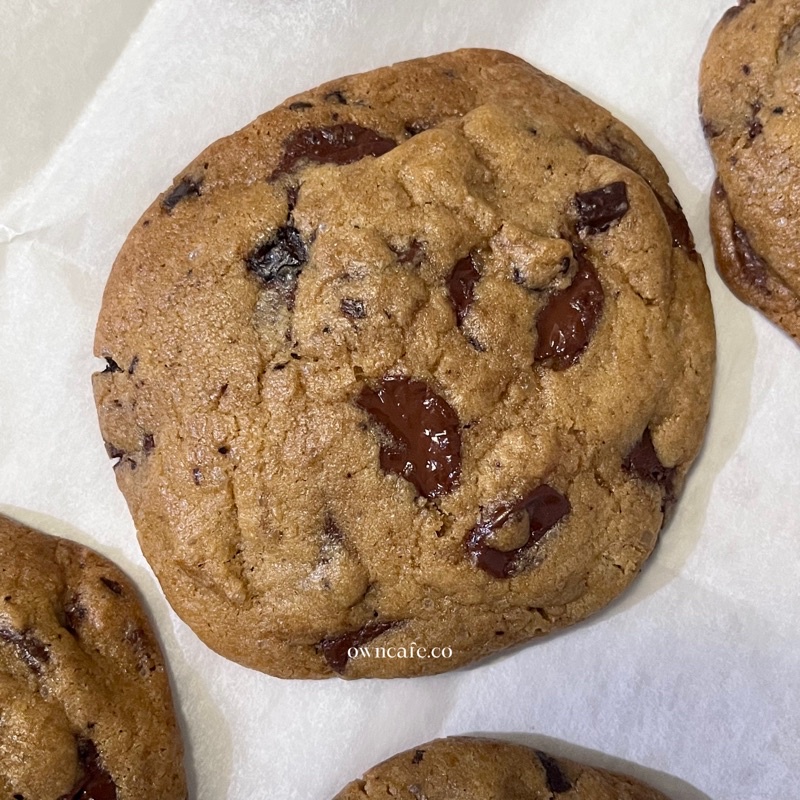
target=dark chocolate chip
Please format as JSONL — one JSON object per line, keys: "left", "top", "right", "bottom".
{"left": 325, "top": 90, "right": 348, "bottom": 105}
{"left": 61, "top": 739, "right": 118, "bottom": 800}
{"left": 447, "top": 252, "right": 481, "bottom": 326}
{"left": 575, "top": 181, "right": 629, "bottom": 235}
{"left": 127, "top": 356, "right": 138, "bottom": 375}
{"left": 104, "top": 442, "right": 125, "bottom": 462}
{"left": 356, "top": 376, "right": 462, "bottom": 499}
{"left": 288, "top": 100, "right": 314, "bottom": 111}
{"left": 655, "top": 194, "right": 697, "bottom": 256}
{"left": 393, "top": 239, "right": 426, "bottom": 267}
{"left": 270, "top": 124, "right": 396, "bottom": 180}
{"left": 742, "top": 64, "right": 751, "bottom": 75}
{"left": 100, "top": 577, "right": 123, "bottom": 596}
{"left": 162, "top": 176, "right": 202, "bottom": 213}
{"left": 576, "top": 136, "right": 697, "bottom": 257}
{"left": 534, "top": 249, "right": 604, "bottom": 370}
{"left": 142, "top": 433, "right": 155, "bottom": 453}
{"left": 63, "top": 597, "right": 86, "bottom": 636}
{"left": 465, "top": 485, "right": 571, "bottom": 578}
{"left": 535, "top": 751, "right": 572, "bottom": 794}
{"left": 340, "top": 297, "right": 367, "bottom": 319}
{"left": 245, "top": 225, "right": 308, "bottom": 305}
{"left": 773, "top": 107, "right": 785, "bottom": 115}
{"left": 102, "top": 358, "right": 122, "bottom": 374}
{"left": 411, "top": 750, "right": 425, "bottom": 765}
{"left": 732, "top": 221, "right": 769, "bottom": 289}
{"left": 747, "top": 101, "right": 763, "bottom": 141}
{"left": 319, "top": 621, "right": 395, "bottom": 674}
{"left": 623, "top": 429, "right": 676, "bottom": 511}
{"left": 0, "top": 626, "right": 50, "bottom": 675}
{"left": 701, "top": 115, "right": 723, "bottom": 139}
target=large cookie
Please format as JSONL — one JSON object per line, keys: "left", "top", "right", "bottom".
{"left": 0, "top": 515, "right": 187, "bottom": 799}
{"left": 93, "top": 49, "right": 714, "bottom": 678}
{"left": 700, "top": 0, "right": 800, "bottom": 342}
{"left": 332, "top": 736, "right": 672, "bottom": 799}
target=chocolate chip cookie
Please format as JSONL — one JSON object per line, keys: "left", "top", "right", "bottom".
{"left": 332, "top": 736, "right": 672, "bottom": 799}
{"left": 700, "top": 0, "right": 800, "bottom": 342}
{"left": 0, "top": 515, "right": 187, "bottom": 799}
{"left": 93, "top": 48, "right": 715, "bottom": 678}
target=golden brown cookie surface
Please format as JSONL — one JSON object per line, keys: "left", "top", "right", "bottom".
{"left": 700, "top": 0, "right": 800, "bottom": 342}
{"left": 93, "top": 49, "right": 714, "bottom": 679}
{"left": 0, "top": 515, "right": 186, "bottom": 799}
{"left": 332, "top": 736, "right": 672, "bottom": 800}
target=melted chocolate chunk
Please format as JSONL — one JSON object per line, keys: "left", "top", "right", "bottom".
{"left": 747, "top": 101, "right": 763, "bottom": 140}
{"left": 411, "top": 749, "right": 425, "bottom": 764}
{"left": 356, "top": 376, "right": 462, "bottom": 499}
{"left": 104, "top": 442, "right": 124, "bottom": 462}
{"left": 101, "top": 357, "right": 121, "bottom": 374}
{"left": 142, "top": 433, "right": 155, "bottom": 453}
{"left": 732, "top": 222, "right": 769, "bottom": 289}
{"left": 465, "top": 485, "right": 571, "bottom": 578}
{"left": 393, "top": 239, "right": 426, "bottom": 267}
{"left": 623, "top": 429, "right": 676, "bottom": 511}
{"left": 319, "top": 621, "right": 395, "bottom": 674}
{"left": 575, "top": 181, "right": 629, "bottom": 235}
{"left": 100, "top": 577, "right": 123, "bottom": 595}
{"left": 655, "top": 194, "right": 697, "bottom": 256}
{"left": 270, "top": 124, "right": 396, "bottom": 180}
{"left": 340, "top": 297, "right": 367, "bottom": 319}
{"left": 245, "top": 225, "right": 308, "bottom": 304}
{"left": 577, "top": 136, "right": 697, "bottom": 257}
{"left": 63, "top": 596, "right": 86, "bottom": 636}
{"left": 0, "top": 626, "right": 49, "bottom": 675}
{"left": 162, "top": 176, "right": 202, "bottom": 212}
{"left": 447, "top": 252, "right": 481, "bottom": 325}
{"left": 535, "top": 751, "right": 572, "bottom": 794}
{"left": 701, "top": 115, "right": 723, "bottom": 139}
{"left": 534, "top": 250, "right": 604, "bottom": 370}
{"left": 60, "top": 739, "right": 117, "bottom": 800}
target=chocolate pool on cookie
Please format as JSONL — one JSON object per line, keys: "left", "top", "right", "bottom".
{"left": 93, "top": 49, "right": 715, "bottom": 679}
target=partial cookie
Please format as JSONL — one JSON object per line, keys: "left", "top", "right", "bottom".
{"left": 0, "top": 515, "right": 187, "bottom": 799}
{"left": 93, "top": 48, "right": 714, "bottom": 678}
{"left": 700, "top": 0, "right": 800, "bottom": 342}
{"left": 332, "top": 736, "right": 672, "bottom": 799}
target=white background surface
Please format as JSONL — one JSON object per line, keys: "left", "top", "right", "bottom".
{"left": 1, "top": 2, "right": 798, "bottom": 798}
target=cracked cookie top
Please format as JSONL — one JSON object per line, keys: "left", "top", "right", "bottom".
{"left": 93, "top": 49, "right": 714, "bottom": 678}
{"left": 0, "top": 515, "right": 186, "bottom": 799}
{"left": 700, "top": 0, "right": 800, "bottom": 342}
{"left": 332, "top": 736, "right": 672, "bottom": 799}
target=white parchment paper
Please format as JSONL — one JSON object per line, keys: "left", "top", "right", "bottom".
{"left": 1, "top": 2, "right": 798, "bottom": 798}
